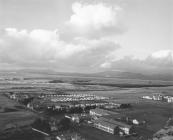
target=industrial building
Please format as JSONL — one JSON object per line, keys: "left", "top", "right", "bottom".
{"left": 92, "top": 117, "right": 133, "bottom": 135}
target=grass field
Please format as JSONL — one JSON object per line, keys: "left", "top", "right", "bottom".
{"left": 0, "top": 94, "right": 37, "bottom": 132}
{"left": 0, "top": 73, "right": 173, "bottom": 140}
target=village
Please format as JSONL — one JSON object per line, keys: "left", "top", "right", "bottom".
{"left": 142, "top": 93, "right": 173, "bottom": 103}
{"left": 3, "top": 91, "right": 146, "bottom": 140}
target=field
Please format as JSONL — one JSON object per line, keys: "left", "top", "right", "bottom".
{"left": 0, "top": 94, "right": 37, "bottom": 132}
{"left": 0, "top": 71, "right": 173, "bottom": 140}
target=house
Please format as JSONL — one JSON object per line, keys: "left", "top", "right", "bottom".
{"left": 164, "top": 96, "right": 173, "bottom": 103}
{"left": 56, "top": 133, "right": 85, "bottom": 140}
{"left": 142, "top": 96, "right": 152, "bottom": 100}
{"left": 167, "top": 97, "right": 173, "bottom": 103}
{"left": 132, "top": 119, "right": 139, "bottom": 125}
{"left": 27, "top": 103, "right": 34, "bottom": 110}
{"left": 153, "top": 94, "right": 163, "bottom": 101}
{"left": 10, "top": 94, "right": 17, "bottom": 100}
{"left": 142, "top": 94, "right": 173, "bottom": 103}
{"left": 104, "top": 104, "right": 118, "bottom": 109}
{"left": 90, "top": 108, "right": 119, "bottom": 117}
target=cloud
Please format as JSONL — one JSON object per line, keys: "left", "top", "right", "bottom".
{"left": 146, "top": 50, "right": 173, "bottom": 68}
{"left": 100, "top": 50, "right": 173, "bottom": 74}
{"left": 0, "top": 2, "right": 123, "bottom": 72}
{"left": 60, "top": 2, "right": 124, "bottom": 41}
{"left": 0, "top": 28, "right": 120, "bottom": 72}
{"left": 151, "top": 50, "right": 173, "bottom": 59}
{"left": 0, "top": 27, "right": 172, "bottom": 74}
{"left": 1, "top": 1, "right": 171, "bottom": 75}
{"left": 70, "top": 2, "right": 121, "bottom": 29}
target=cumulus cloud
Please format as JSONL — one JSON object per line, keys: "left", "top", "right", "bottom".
{"left": 60, "top": 2, "right": 124, "bottom": 41}
{"left": 146, "top": 50, "right": 173, "bottom": 67}
{"left": 0, "top": 28, "right": 120, "bottom": 72}
{"left": 100, "top": 50, "right": 173, "bottom": 74}
{"left": 0, "top": 27, "right": 172, "bottom": 74}
{"left": 70, "top": 2, "right": 121, "bottom": 29}
{"left": 0, "top": 1, "right": 171, "bottom": 75}
{"left": 0, "top": 2, "right": 123, "bottom": 72}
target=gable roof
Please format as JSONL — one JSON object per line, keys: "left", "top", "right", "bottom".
{"left": 94, "top": 117, "right": 132, "bottom": 129}
{"left": 90, "top": 108, "right": 119, "bottom": 116}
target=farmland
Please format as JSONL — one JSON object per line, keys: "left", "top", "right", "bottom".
{"left": 0, "top": 71, "right": 173, "bottom": 140}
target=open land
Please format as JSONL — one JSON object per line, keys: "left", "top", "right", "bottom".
{"left": 0, "top": 71, "right": 173, "bottom": 140}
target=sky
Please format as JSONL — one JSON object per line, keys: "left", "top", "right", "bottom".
{"left": 0, "top": 0, "right": 172, "bottom": 74}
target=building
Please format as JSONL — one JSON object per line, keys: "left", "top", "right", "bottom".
{"left": 153, "top": 94, "right": 163, "bottom": 101}
{"left": 8, "top": 93, "right": 29, "bottom": 101}
{"left": 164, "top": 96, "right": 173, "bottom": 103}
{"left": 41, "top": 93, "right": 107, "bottom": 102}
{"left": 92, "top": 117, "right": 134, "bottom": 135}
{"left": 9, "top": 94, "right": 17, "bottom": 100}
{"left": 132, "top": 119, "right": 139, "bottom": 125}
{"left": 142, "top": 94, "right": 173, "bottom": 103}
{"left": 56, "top": 133, "right": 85, "bottom": 140}
{"left": 27, "top": 103, "right": 34, "bottom": 110}
{"left": 90, "top": 108, "right": 119, "bottom": 117}
{"left": 93, "top": 118, "right": 118, "bottom": 134}
{"left": 142, "top": 96, "right": 152, "bottom": 100}
{"left": 167, "top": 97, "right": 173, "bottom": 103}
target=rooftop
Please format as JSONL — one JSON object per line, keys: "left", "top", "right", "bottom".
{"left": 90, "top": 108, "right": 119, "bottom": 116}
{"left": 96, "top": 117, "right": 132, "bottom": 129}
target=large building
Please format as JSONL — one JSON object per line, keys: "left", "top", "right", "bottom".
{"left": 93, "top": 118, "right": 118, "bottom": 134}
{"left": 92, "top": 117, "right": 133, "bottom": 135}
{"left": 90, "top": 108, "right": 119, "bottom": 117}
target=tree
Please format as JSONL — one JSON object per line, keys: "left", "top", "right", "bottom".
{"left": 32, "top": 118, "right": 51, "bottom": 133}
{"left": 58, "top": 118, "right": 71, "bottom": 131}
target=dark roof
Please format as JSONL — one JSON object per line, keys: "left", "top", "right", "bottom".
{"left": 103, "top": 114, "right": 125, "bottom": 120}
{"left": 94, "top": 119, "right": 118, "bottom": 129}
{"left": 98, "top": 117, "right": 132, "bottom": 129}
{"left": 90, "top": 108, "right": 119, "bottom": 116}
